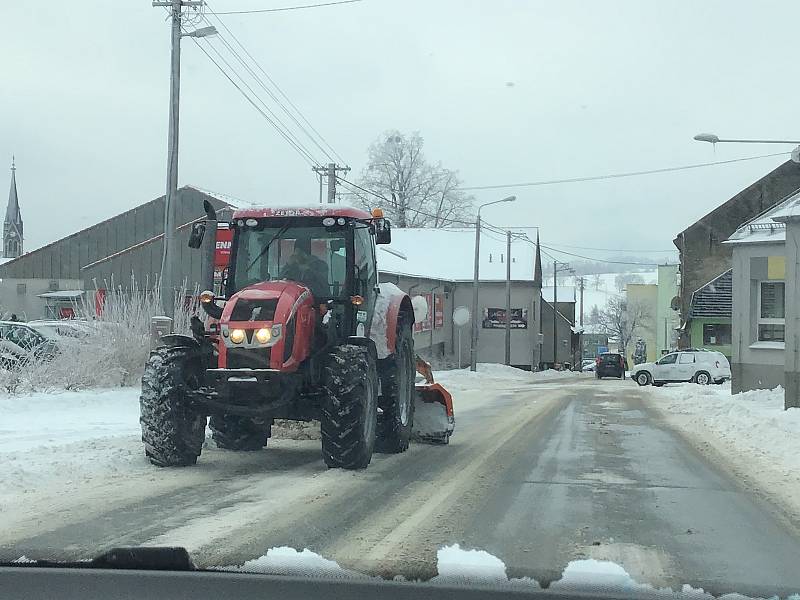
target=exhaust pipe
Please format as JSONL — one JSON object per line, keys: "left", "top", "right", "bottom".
{"left": 200, "top": 199, "right": 217, "bottom": 293}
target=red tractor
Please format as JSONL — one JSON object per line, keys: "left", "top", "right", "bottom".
{"left": 140, "top": 205, "right": 452, "bottom": 470}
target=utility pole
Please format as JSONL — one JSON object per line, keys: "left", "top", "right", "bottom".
{"left": 553, "top": 261, "right": 557, "bottom": 368}
{"left": 313, "top": 164, "right": 350, "bottom": 204}
{"left": 470, "top": 213, "right": 482, "bottom": 372}
{"left": 579, "top": 276, "right": 585, "bottom": 326}
{"left": 505, "top": 230, "right": 511, "bottom": 366}
{"left": 153, "top": 0, "right": 204, "bottom": 319}
{"left": 551, "top": 260, "right": 571, "bottom": 369}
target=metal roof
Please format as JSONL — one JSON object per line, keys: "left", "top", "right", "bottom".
{"left": 688, "top": 269, "right": 732, "bottom": 319}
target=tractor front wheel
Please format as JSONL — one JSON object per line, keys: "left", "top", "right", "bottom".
{"left": 140, "top": 346, "right": 206, "bottom": 467}
{"left": 210, "top": 415, "right": 272, "bottom": 451}
{"left": 376, "top": 317, "right": 415, "bottom": 454}
{"left": 321, "top": 345, "right": 378, "bottom": 469}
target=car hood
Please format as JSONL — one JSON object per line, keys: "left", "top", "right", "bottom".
{"left": 632, "top": 362, "right": 656, "bottom": 371}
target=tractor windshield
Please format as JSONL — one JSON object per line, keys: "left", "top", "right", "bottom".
{"left": 231, "top": 224, "right": 348, "bottom": 300}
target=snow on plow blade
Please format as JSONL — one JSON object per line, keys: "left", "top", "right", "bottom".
{"left": 411, "top": 383, "right": 455, "bottom": 445}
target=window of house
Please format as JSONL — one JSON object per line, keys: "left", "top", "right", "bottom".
{"left": 758, "top": 281, "right": 785, "bottom": 342}
{"left": 703, "top": 323, "right": 731, "bottom": 345}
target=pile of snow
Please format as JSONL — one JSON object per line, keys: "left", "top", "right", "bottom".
{"left": 433, "top": 544, "right": 508, "bottom": 584}
{"left": 219, "top": 547, "right": 365, "bottom": 579}
{"left": 647, "top": 382, "right": 800, "bottom": 516}
{"left": 435, "top": 363, "right": 582, "bottom": 390}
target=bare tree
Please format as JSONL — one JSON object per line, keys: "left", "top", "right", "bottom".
{"left": 592, "top": 274, "right": 602, "bottom": 290}
{"left": 595, "top": 296, "right": 652, "bottom": 358}
{"left": 353, "top": 131, "right": 474, "bottom": 227}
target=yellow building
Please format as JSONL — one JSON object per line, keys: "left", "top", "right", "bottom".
{"left": 626, "top": 283, "right": 658, "bottom": 364}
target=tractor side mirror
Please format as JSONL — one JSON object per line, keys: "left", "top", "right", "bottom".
{"left": 375, "top": 219, "right": 392, "bottom": 245}
{"left": 188, "top": 222, "right": 206, "bottom": 249}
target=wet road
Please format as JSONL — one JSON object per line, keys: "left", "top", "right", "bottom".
{"left": 4, "top": 377, "right": 800, "bottom": 595}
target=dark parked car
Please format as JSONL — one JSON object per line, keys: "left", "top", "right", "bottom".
{"left": 595, "top": 352, "right": 626, "bottom": 379}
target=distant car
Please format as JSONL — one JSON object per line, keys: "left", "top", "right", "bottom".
{"left": 595, "top": 352, "right": 625, "bottom": 379}
{"left": 632, "top": 349, "right": 731, "bottom": 386}
{"left": 581, "top": 359, "right": 596, "bottom": 372}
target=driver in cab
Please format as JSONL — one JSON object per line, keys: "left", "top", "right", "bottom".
{"left": 282, "top": 234, "right": 330, "bottom": 300}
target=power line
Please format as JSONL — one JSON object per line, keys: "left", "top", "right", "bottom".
{"left": 540, "top": 244, "right": 664, "bottom": 266}
{"left": 201, "top": 5, "right": 346, "bottom": 164}
{"left": 335, "top": 177, "right": 478, "bottom": 227}
{"left": 546, "top": 242, "right": 677, "bottom": 253}
{"left": 188, "top": 34, "right": 320, "bottom": 166}
{"left": 456, "top": 152, "right": 789, "bottom": 191}
{"left": 209, "top": 0, "right": 362, "bottom": 15}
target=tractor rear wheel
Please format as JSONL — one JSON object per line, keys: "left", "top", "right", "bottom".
{"left": 320, "top": 345, "right": 378, "bottom": 469}
{"left": 210, "top": 415, "right": 272, "bottom": 451}
{"left": 140, "top": 346, "right": 206, "bottom": 467}
{"left": 376, "top": 317, "right": 415, "bottom": 454}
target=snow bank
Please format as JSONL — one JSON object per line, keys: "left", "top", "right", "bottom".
{"left": 0, "top": 387, "right": 148, "bottom": 507}
{"left": 435, "top": 364, "right": 583, "bottom": 390}
{"left": 433, "top": 544, "right": 508, "bottom": 584}
{"left": 647, "top": 383, "right": 800, "bottom": 518}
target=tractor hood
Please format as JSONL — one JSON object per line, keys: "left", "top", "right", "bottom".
{"left": 221, "top": 280, "right": 313, "bottom": 325}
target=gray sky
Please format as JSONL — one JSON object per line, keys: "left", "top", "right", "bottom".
{"left": 1, "top": 1, "right": 797, "bottom": 261}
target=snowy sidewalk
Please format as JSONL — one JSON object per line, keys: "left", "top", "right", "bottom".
{"left": 645, "top": 383, "right": 800, "bottom": 519}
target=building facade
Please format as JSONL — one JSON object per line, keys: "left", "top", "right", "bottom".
{"left": 686, "top": 269, "right": 732, "bottom": 359}
{"left": 655, "top": 264, "right": 680, "bottom": 356}
{"left": 0, "top": 186, "right": 236, "bottom": 320}
{"left": 726, "top": 195, "right": 791, "bottom": 392}
{"left": 626, "top": 283, "right": 658, "bottom": 364}
{"left": 673, "top": 160, "right": 800, "bottom": 346}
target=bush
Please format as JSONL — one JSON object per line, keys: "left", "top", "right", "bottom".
{"left": 0, "top": 278, "right": 196, "bottom": 394}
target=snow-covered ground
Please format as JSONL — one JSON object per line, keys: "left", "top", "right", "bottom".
{"left": 436, "top": 363, "right": 584, "bottom": 389}
{"left": 645, "top": 383, "right": 800, "bottom": 519}
{"left": 0, "top": 363, "right": 581, "bottom": 531}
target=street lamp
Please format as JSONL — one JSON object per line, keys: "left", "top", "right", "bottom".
{"left": 693, "top": 132, "right": 800, "bottom": 145}
{"left": 470, "top": 195, "right": 517, "bottom": 371}
{"left": 154, "top": 0, "right": 217, "bottom": 322}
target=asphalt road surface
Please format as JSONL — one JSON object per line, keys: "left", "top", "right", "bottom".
{"left": 4, "top": 377, "right": 800, "bottom": 595}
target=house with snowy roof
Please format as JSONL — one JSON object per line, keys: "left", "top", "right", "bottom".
{"left": 725, "top": 188, "right": 798, "bottom": 392}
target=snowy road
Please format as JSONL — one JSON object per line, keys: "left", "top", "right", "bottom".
{"left": 2, "top": 373, "right": 800, "bottom": 595}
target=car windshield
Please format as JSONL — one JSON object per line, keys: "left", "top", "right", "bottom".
{"left": 232, "top": 225, "right": 348, "bottom": 300}
{"left": 5, "top": 2, "right": 800, "bottom": 598}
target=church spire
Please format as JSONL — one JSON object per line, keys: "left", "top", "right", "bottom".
{"left": 4, "top": 157, "right": 23, "bottom": 259}
{"left": 533, "top": 231, "right": 542, "bottom": 287}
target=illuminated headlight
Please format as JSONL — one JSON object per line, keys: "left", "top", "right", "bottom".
{"left": 271, "top": 324, "right": 282, "bottom": 338}
{"left": 230, "top": 329, "right": 245, "bottom": 344}
{"left": 255, "top": 328, "right": 271, "bottom": 344}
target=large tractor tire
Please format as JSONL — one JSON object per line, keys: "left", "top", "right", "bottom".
{"left": 140, "top": 346, "right": 206, "bottom": 467}
{"left": 320, "top": 345, "right": 378, "bottom": 469}
{"left": 210, "top": 415, "right": 272, "bottom": 451}
{"left": 376, "top": 317, "right": 415, "bottom": 454}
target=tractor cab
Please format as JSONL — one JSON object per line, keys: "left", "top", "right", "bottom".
{"left": 223, "top": 207, "right": 390, "bottom": 341}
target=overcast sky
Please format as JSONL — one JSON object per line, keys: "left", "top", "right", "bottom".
{"left": 1, "top": 1, "right": 798, "bottom": 261}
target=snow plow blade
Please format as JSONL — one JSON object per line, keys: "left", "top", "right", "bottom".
{"left": 411, "top": 383, "right": 455, "bottom": 445}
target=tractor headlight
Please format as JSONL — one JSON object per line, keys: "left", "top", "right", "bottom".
{"left": 230, "top": 329, "right": 245, "bottom": 344}
{"left": 255, "top": 328, "right": 271, "bottom": 345}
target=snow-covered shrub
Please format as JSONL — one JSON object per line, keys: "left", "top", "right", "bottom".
{"left": 0, "top": 278, "right": 196, "bottom": 393}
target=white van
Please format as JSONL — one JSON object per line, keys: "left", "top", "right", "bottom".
{"left": 631, "top": 349, "right": 731, "bottom": 386}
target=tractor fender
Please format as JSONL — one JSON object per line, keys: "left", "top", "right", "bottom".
{"left": 159, "top": 334, "right": 199, "bottom": 350}
{"left": 370, "top": 282, "right": 414, "bottom": 360}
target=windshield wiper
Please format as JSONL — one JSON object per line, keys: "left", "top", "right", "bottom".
{"left": 2, "top": 547, "right": 194, "bottom": 571}
{"left": 246, "top": 223, "right": 291, "bottom": 274}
